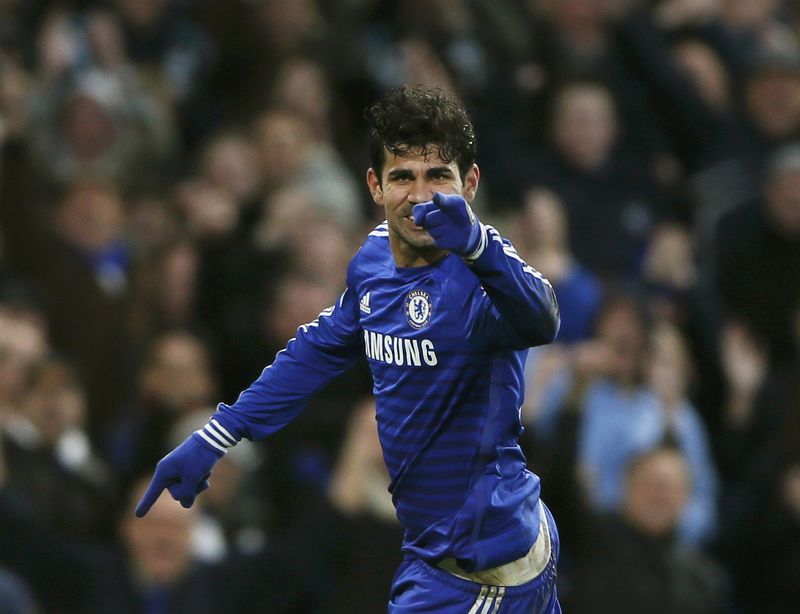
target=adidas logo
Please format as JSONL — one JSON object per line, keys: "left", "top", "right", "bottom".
{"left": 360, "top": 292, "right": 371, "bottom": 314}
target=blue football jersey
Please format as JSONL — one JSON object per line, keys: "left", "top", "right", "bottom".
{"left": 213, "top": 221, "right": 560, "bottom": 572}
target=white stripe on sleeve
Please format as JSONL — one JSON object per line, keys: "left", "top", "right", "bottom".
{"left": 196, "top": 430, "right": 227, "bottom": 453}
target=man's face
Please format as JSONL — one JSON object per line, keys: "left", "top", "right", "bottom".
{"left": 144, "top": 334, "right": 213, "bottom": 412}
{"left": 57, "top": 185, "right": 124, "bottom": 252}
{"left": 24, "top": 374, "right": 85, "bottom": 446}
{"left": 366, "top": 147, "right": 478, "bottom": 262}
{"left": 552, "top": 85, "right": 617, "bottom": 171}
{"left": 596, "top": 303, "right": 648, "bottom": 384}
{"left": 746, "top": 72, "right": 800, "bottom": 140}
{"left": 122, "top": 482, "right": 195, "bottom": 585}
{"left": 623, "top": 450, "right": 691, "bottom": 538}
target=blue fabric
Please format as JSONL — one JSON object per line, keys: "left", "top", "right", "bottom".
{"left": 0, "top": 568, "right": 35, "bottom": 614}
{"left": 522, "top": 347, "right": 575, "bottom": 441}
{"left": 135, "top": 433, "right": 222, "bottom": 516}
{"left": 579, "top": 380, "right": 719, "bottom": 544}
{"left": 143, "top": 585, "right": 170, "bottom": 614}
{"left": 550, "top": 265, "right": 603, "bottom": 343}
{"left": 215, "top": 221, "right": 560, "bottom": 572}
{"left": 412, "top": 192, "right": 482, "bottom": 255}
{"left": 388, "top": 504, "right": 562, "bottom": 613}
{"left": 526, "top": 364, "right": 718, "bottom": 545}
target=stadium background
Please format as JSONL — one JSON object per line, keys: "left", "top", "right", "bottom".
{"left": 0, "top": 0, "right": 798, "bottom": 611}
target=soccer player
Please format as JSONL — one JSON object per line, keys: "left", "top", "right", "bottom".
{"left": 136, "top": 85, "right": 563, "bottom": 613}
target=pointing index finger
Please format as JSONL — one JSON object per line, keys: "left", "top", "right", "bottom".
{"left": 134, "top": 476, "right": 165, "bottom": 517}
{"left": 432, "top": 192, "right": 460, "bottom": 212}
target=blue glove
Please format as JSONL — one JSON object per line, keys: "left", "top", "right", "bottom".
{"left": 134, "top": 432, "right": 223, "bottom": 516}
{"left": 413, "top": 192, "right": 486, "bottom": 258}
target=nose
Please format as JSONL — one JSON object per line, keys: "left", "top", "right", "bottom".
{"left": 407, "top": 178, "right": 434, "bottom": 205}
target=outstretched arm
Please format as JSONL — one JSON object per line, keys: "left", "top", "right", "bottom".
{"left": 136, "top": 286, "right": 364, "bottom": 516}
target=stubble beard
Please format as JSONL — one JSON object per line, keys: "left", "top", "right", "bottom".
{"left": 391, "top": 219, "right": 436, "bottom": 251}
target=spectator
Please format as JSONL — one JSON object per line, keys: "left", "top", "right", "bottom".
{"left": 716, "top": 320, "right": 771, "bottom": 470}
{"left": 90, "top": 476, "right": 310, "bottom": 613}
{"left": 108, "top": 330, "right": 217, "bottom": 484}
{"left": 310, "top": 397, "right": 404, "bottom": 613}
{"left": 565, "top": 445, "right": 728, "bottom": 613}
{"left": 640, "top": 221, "right": 697, "bottom": 324}
{"left": 198, "top": 131, "right": 261, "bottom": 215}
{"left": 112, "top": 0, "right": 216, "bottom": 146}
{"left": 714, "top": 296, "right": 800, "bottom": 591}
{"left": 610, "top": 5, "right": 800, "bottom": 245}
{"left": 0, "top": 138, "right": 139, "bottom": 442}
{"left": 0, "top": 567, "right": 35, "bottom": 614}
{"left": 252, "top": 106, "right": 362, "bottom": 229}
{"left": 270, "top": 57, "right": 341, "bottom": 149}
{"left": 0, "top": 299, "right": 49, "bottom": 425}
{"left": 2, "top": 355, "right": 117, "bottom": 539}
{"left": 126, "top": 194, "right": 182, "bottom": 262}
{"left": 714, "top": 142, "right": 800, "bottom": 365}
{"left": 174, "top": 179, "right": 241, "bottom": 243}
{"left": 577, "top": 305, "right": 717, "bottom": 545}
{"left": 671, "top": 37, "right": 732, "bottom": 114}
{"left": 716, "top": 301, "right": 800, "bottom": 609}
{"left": 129, "top": 238, "right": 203, "bottom": 344}
{"left": 252, "top": 187, "right": 356, "bottom": 294}
{"left": 522, "top": 80, "right": 662, "bottom": 279}
{"left": 728, "top": 453, "right": 800, "bottom": 612}
{"left": 0, "top": 433, "right": 95, "bottom": 612}
{"left": 719, "top": 0, "right": 798, "bottom": 57}
{"left": 167, "top": 408, "right": 267, "bottom": 563}
{"left": 191, "top": 0, "right": 330, "bottom": 122}
{"left": 27, "top": 8, "right": 176, "bottom": 192}
{"left": 645, "top": 321, "right": 719, "bottom": 544}
{"left": 533, "top": 0, "right": 613, "bottom": 77}
{"left": 523, "top": 292, "right": 651, "bottom": 440}
{"left": 528, "top": 296, "right": 718, "bottom": 544}
{"left": 517, "top": 187, "right": 604, "bottom": 343}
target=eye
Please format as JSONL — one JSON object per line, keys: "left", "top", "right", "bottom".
{"left": 388, "top": 173, "right": 413, "bottom": 184}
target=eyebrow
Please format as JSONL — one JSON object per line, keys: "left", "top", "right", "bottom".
{"left": 386, "top": 169, "right": 413, "bottom": 181}
{"left": 426, "top": 167, "right": 455, "bottom": 177}
{"left": 386, "top": 166, "right": 455, "bottom": 180}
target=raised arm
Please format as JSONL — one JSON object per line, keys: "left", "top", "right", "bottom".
{"left": 611, "top": 8, "right": 732, "bottom": 171}
{"left": 413, "top": 192, "right": 560, "bottom": 349}
{"left": 467, "top": 223, "right": 560, "bottom": 348}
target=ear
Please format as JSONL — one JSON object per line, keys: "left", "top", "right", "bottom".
{"left": 366, "top": 168, "right": 384, "bottom": 206}
{"left": 463, "top": 163, "right": 480, "bottom": 203}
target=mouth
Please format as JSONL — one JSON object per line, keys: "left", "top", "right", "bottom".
{"left": 403, "top": 214, "right": 421, "bottom": 227}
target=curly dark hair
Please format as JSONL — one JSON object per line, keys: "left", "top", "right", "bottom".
{"left": 365, "top": 85, "right": 476, "bottom": 181}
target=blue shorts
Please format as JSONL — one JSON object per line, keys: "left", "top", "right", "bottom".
{"left": 388, "top": 504, "right": 562, "bottom": 613}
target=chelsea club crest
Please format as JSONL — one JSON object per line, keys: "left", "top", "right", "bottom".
{"left": 405, "top": 290, "right": 432, "bottom": 329}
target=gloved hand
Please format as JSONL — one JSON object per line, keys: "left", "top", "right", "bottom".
{"left": 134, "top": 432, "right": 223, "bottom": 516}
{"left": 412, "top": 192, "right": 486, "bottom": 258}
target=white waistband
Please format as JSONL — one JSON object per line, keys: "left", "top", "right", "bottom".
{"left": 436, "top": 504, "right": 551, "bottom": 586}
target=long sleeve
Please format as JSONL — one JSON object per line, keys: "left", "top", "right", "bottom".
{"left": 212, "top": 285, "right": 364, "bottom": 441}
{"left": 676, "top": 406, "right": 720, "bottom": 545}
{"left": 469, "top": 224, "right": 560, "bottom": 349}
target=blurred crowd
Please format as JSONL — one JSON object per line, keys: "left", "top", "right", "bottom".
{"left": 0, "top": 0, "right": 798, "bottom": 612}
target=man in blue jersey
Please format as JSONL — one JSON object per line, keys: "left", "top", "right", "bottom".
{"left": 136, "top": 85, "right": 562, "bottom": 613}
